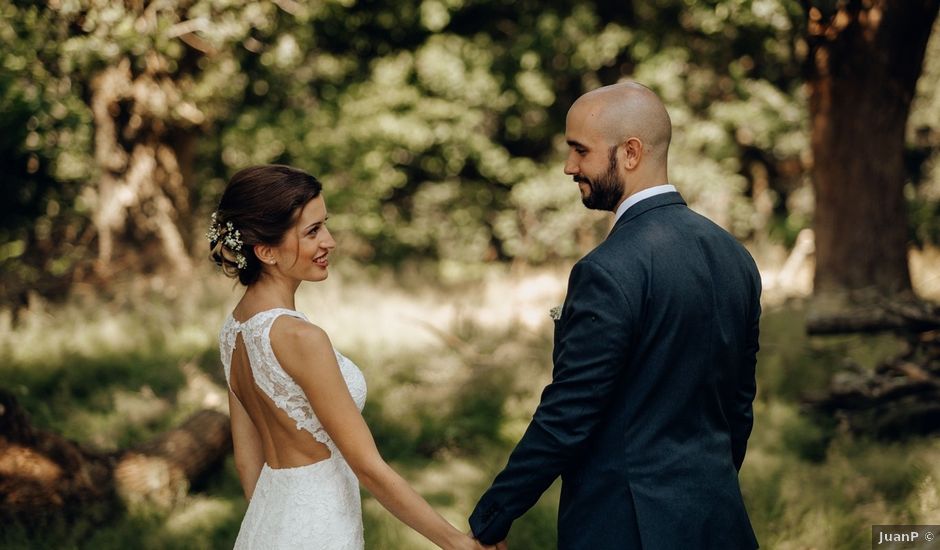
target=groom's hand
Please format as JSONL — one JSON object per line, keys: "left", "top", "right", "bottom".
{"left": 467, "top": 528, "right": 507, "bottom": 550}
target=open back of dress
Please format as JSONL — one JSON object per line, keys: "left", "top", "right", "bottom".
{"left": 219, "top": 308, "right": 367, "bottom": 550}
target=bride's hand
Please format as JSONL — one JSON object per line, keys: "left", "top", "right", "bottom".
{"left": 450, "top": 532, "right": 494, "bottom": 550}
{"left": 454, "top": 533, "right": 509, "bottom": 550}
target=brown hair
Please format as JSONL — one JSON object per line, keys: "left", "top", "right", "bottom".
{"left": 209, "top": 165, "right": 323, "bottom": 285}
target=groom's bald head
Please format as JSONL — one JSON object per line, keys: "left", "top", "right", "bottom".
{"left": 568, "top": 81, "right": 672, "bottom": 166}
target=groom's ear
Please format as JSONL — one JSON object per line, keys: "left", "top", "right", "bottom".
{"left": 254, "top": 243, "right": 276, "bottom": 265}
{"left": 619, "top": 137, "right": 643, "bottom": 171}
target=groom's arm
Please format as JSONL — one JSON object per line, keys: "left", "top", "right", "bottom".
{"left": 730, "top": 268, "right": 761, "bottom": 472}
{"left": 470, "top": 259, "right": 635, "bottom": 544}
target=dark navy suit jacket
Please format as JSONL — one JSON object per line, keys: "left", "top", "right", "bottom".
{"left": 469, "top": 192, "right": 760, "bottom": 549}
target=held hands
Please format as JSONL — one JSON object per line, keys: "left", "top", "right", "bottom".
{"left": 455, "top": 530, "right": 506, "bottom": 550}
{"left": 446, "top": 533, "right": 481, "bottom": 550}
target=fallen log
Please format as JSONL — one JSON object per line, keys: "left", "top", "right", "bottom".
{"left": 806, "top": 298, "right": 940, "bottom": 335}
{"left": 0, "top": 388, "right": 231, "bottom": 526}
{"left": 0, "top": 388, "right": 115, "bottom": 525}
{"left": 806, "top": 328, "right": 940, "bottom": 439}
{"left": 114, "top": 409, "right": 232, "bottom": 507}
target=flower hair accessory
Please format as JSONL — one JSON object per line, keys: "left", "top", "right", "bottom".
{"left": 206, "top": 212, "right": 248, "bottom": 270}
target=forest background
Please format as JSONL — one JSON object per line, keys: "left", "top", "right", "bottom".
{"left": 2, "top": 1, "right": 940, "bottom": 549}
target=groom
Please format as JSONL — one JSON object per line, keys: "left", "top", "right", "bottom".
{"left": 469, "top": 82, "right": 761, "bottom": 549}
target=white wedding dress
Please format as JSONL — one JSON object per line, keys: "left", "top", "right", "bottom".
{"left": 219, "top": 308, "right": 367, "bottom": 550}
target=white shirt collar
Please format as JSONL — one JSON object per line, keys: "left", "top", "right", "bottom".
{"left": 613, "top": 184, "right": 677, "bottom": 225}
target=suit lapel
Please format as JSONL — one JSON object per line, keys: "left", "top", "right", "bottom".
{"left": 608, "top": 191, "right": 686, "bottom": 237}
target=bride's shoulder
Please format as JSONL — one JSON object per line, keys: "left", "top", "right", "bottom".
{"left": 268, "top": 315, "right": 335, "bottom": 369}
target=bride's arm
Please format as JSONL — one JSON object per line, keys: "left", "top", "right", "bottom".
{"left": 229, "top": 390, "right": 264, "bottom": 500}
{"left": 272, "top": 319, "right": 484, "bottom": 550}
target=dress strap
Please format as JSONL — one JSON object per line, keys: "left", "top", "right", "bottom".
{"left": 219, "top": 308, "right": 336, "bottom": 449}
{"left": 219, "top": 308, "right": 308, "bottom": 391}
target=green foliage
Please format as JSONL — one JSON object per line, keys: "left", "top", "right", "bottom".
{"left": 213, "top": 0, "right": 814, "bottom": 266}
{"left": 0, "top": 2, "right": 95, "bottom": 302}
{"left": 9, "top": 0, "right": 910, "bottom": 302}
{"left": 3, "top": 0, "right": 940, "bottom": 305}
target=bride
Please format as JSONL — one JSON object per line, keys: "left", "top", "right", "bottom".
{"left": 208, "top": 165, "right": 488, "bottom": 550}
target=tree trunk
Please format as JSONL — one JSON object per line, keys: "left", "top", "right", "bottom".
{"left": 804, "top": 0, "right": 940, "bottom": 301}
{"left": 89, "top": 57, "right": 197, "bottom": 277}
{"left": 0, "top": 388, "right": 231, "bottom": 526}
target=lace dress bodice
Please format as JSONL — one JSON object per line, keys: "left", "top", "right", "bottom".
{"left": 219, "top": 308, "right": 367, "bottom": 452}
{"left": 220, "top": 308, "right": 367, "bottom": 549}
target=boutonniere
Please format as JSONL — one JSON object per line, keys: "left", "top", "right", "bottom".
{"left": 549, "top": 305, "right": 562, "bottom": 321}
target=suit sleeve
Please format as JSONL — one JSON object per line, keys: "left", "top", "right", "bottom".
{"left": 469, "top": 259, "right": 635, "bottom": 544}
{"left": 730, "top": 268, "right": 760, "bottom": 471}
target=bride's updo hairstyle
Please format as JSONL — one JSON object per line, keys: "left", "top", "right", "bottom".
{"left": 209, "top": 164, "right": 323, "bottom": 286}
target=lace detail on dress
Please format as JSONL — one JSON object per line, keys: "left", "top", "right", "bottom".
{"left": 220, "top": 308, "right": 367, "bottom": 549}
{"left": 233, "top": 459, "right": 364, "bottom": 550}
{"left": 219, "top": 308, "right": 367, "bottom": 451}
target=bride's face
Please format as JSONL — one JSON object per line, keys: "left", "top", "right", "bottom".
{"left": 269, "top": 196, "right": 335, "bottom": 282}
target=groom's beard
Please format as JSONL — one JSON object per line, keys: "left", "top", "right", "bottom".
{"left": 577, "top": 148, "right": 624, "bottom": 212}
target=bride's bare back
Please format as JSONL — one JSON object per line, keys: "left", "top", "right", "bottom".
{"left": 220, "top": 307, "right": 368, "bottom": 549}
{"left": 229, "top": 314, "right": 331, "bottom": 468}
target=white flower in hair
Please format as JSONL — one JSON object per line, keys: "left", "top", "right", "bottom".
{"left": 207, "top": 212, "right": 248, "bottom": 270}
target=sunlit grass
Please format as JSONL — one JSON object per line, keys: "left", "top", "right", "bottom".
{"left": 1, "top": 264, "right": 939, "bottom": 549}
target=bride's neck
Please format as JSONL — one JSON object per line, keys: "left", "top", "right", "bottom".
{"left": 240, "top": 278, "right": 299, "bottom": 311}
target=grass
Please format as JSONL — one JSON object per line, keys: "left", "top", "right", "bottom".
{"left": 1, "top": 264, "right": 939, "bottom": 549}
{"left": 739, "top": 305, "right": 940, "bottom": 549}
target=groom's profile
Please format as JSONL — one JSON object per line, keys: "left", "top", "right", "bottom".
{"left": 469, "top": 81, "right": 761, "bottom": 549}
